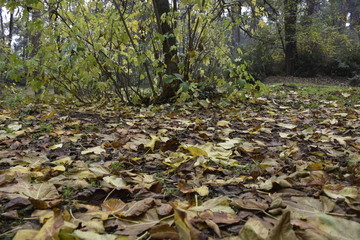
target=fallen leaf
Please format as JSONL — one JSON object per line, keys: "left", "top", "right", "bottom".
{"left": 81, "top": 146, "right": 106, "bottom": 155}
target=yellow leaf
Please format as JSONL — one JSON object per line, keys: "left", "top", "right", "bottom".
{"left": 216, "top": 120, "right": 230, "bottom": 127}
{"left": 144, "top": 135, "right": 160, "bottom": 151}
{"left": 52, "top": 165, "right": 66, "bottom": 172}
{"left": 81, "top": 146, "right": 106, "bottom": 155}
{"left": 73, "top": 230, "right": 117, "bottom": 240}
{"left": 341, "top": 92, "right": 351, "bottom": 98}
{"left": 13, "top": 229, "right": 38, "bottom": 240}
{"left": 103, "top": 176, "right": 127, "bottom": 188}
{"left": 347, "top": 114, "right": 357, "bottom": 119}
{"left": 323, "top": 184, "right": 358, "bottom": 199}
{"left": 277, "top": 123, "right": 297, "bottom": 130}
{"left": 41, "top": 109, "right": 56, "bottom": 120}
{"left": 53, "top": 157, "right": 73, "bottom": 165}
{"left": 8, "top": 122, "right": 22, "bottom": 131}
{"left": 187, "top": 50, "right": 197, "bottom": 57}
{"left": 49, "top": 143, "right": 63, "bottom": 150}
{"left": 311, "top": 152, "right": 325, "bottom": 157}
{"left": 185, "top": 146, "right": 208, "bottom": 157}
{"left": 194, "top": 186, "right": 209, "bottom": 196}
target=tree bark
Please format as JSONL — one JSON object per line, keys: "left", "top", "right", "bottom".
{"left": 329, "top": 0, "right": 348, "bottom": 33}
{"left": 30, "top": 10, "right": 41, "bottom": 58}
{"left": 153, "top": 0, "right": 180, "bottom": 102}
{"left": 348, "top": 0, "right": 360, "bottom": 39}
{"left": 284, "top": 0, "right": 298, "bottom": 75}
{"left": 302, "top": 0, "right": 320, "bottom": 26}
{"left": 0, "top": 8, "right": 5, "bottom": 42}
{"left": 8, "top": 13, "right": 13, "bottom": 48}
{"left": 231, "top": 4, "right": 242, "bottom": 49}
{"left": 29, "top": 10, "right": 43, "bottom": 93}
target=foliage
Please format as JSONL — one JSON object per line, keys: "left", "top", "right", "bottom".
{"left": 0, "top": 0, "right": 253, "bottom": 104}
{"left": 238, "top": 0, "right": 360, "bottom": 78}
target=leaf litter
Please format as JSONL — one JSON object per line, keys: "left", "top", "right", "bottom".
{"left": 0, "top": 86, "right": 359, "bottom": 239}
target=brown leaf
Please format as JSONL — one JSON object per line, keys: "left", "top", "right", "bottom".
{"left": 0, "top": 179, "right": 61, "bottom": 201}
{"left": 156, "top": 202, "right": 173, "bottom": 216}
{"left": 34, "top": 211, "right": 64, "bottom": 240}
{"left": 178, "top": 182, "right": 209, "bottom": 196}
{"left": 232, "top": 193, "right": 269, "bottom": 211}
{"left": 199, "top": 210, "right": 241, "bottom": 224}
{"left": 268, "top": 211, "right": 298, "bottom": 240}
{"left": 116, "top": 221, "right": 159, "bottom": 236}
{"left": 101, "top": 199, "right": 126, "bottom": 214}
{"left": 174, "top": 208, "right": 201, "bottom": 240}
{"left": 149, "top": 224, "right": 180, "bottom": 240}
{"left": 4, "top": 197, "right": 31, "bottom": 210}
{"left": 292, "top": 214, "right": 360, "bottom": 240}
{"left": 238, "top": 217, "right": 270, "bottom": 240}
{"left": 29, "top": 198, "right": 63, "bottom": 209}
{"left": 119, "top": 197, "right": 155, "bottom": 217}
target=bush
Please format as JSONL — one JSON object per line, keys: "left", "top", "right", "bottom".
{"left": 242, "top": 42, "right": 283, "bottom": 79}
{"left": 295, "top": 46, "right": 327, "bottom": 77}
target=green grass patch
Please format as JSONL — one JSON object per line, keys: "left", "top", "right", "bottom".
{"left": 39, "top": 123, "right": 54, "bottom": 132}
{"left": 269, "top": 83, "right": 360, "bottom": 106}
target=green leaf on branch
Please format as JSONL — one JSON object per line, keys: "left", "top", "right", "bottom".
{"left": 163, "top": 73, "right": 183, "bottom": 84}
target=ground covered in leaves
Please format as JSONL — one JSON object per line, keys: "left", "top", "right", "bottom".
{"left": 0, "top": 84, "right": 360, "bottom": 240}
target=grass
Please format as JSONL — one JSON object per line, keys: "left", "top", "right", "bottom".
{"left": 164, "top": 187, "right": 179, "bottom": 195}
{"left": 269, "top": 83, "right": 360, "bottom": 108}
{"left": 39, "top": 123, "right": 54, "bottom": 132}
{"left": 108, "top": 162, "right": 125, "bottom": 172}
{"left": 60, "top": 185, "right": 75, "bottom": 198}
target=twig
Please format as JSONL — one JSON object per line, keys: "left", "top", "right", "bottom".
{"left": 326, "top": 212, "right": 357, "bottom": 218}
{"left": 103, "top": 188, "right": 116, "bottom": 202}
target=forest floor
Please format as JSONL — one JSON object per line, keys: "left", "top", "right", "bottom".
{"left": 0, "top": 79, "right": 359, "bottom": 239}
{"left": 263, "top": 75, "right": 350, "bottom": 86}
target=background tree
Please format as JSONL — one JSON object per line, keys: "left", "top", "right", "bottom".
{"left": 284, "top": 0, "right": 298, "bottom": 75}
{"left": 152, "top": 0, "right": 180, "bottom": 102}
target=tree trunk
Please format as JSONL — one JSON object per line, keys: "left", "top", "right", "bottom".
{"left": 348, "top": 0, "right": 360, "bottom": 39}
{"left": 329, "top": 0, "right": 348, "bottom": 33}
{"left": 30, "top": 10, "right": 41, "bottom": 58}
{"left": 231, "top": 4, "right": 242, "bottom": 49}
{"left": 29, "top": 10, "right": 42, "bottom": 93}
{"left": 284, "top": 0, "right": 298, "bottom": 75}
{"left": 8, "top": 13, "right": 13, "bottom": 48}
{"left": 153, "top": 0, "right": 180, "bottom": 102}
{"left": 0, "top": 8, "right": 5, "bottom": 42}
{"left": 302, "top": 0, "right": 320, "bottom": 25}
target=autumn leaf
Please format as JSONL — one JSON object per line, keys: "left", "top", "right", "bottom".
{"left": 81, "top": 146, "right": 106, "bottom": 154}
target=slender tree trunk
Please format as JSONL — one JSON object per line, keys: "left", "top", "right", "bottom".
{"left": 29, "top": 10, "right": 42, "bottom": 93}
{"left": 329, "top": 0, "right": 348, "bottom": 33}
{"left": 284, "top": 0, "right": 298, "bottom": 75}
{"left": 0, "top": 8, "right": 5, "bottom": 42}
{"left": 231, "top": 4, "right": 242, "bottom": 49}
{"left": 348, "top": 0, "right": 360, "bottom": 39}
{"left": 8, "top": 13, "right": 13, "bottom": 48}
{"left": 153, "top": 0, "right": 180, "bottom": 102}
{"left": 30, "top": 10, "right": 41, "bottom": 58}
{"left": 303, "top": 0, "right": 320, "bottom": 25}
